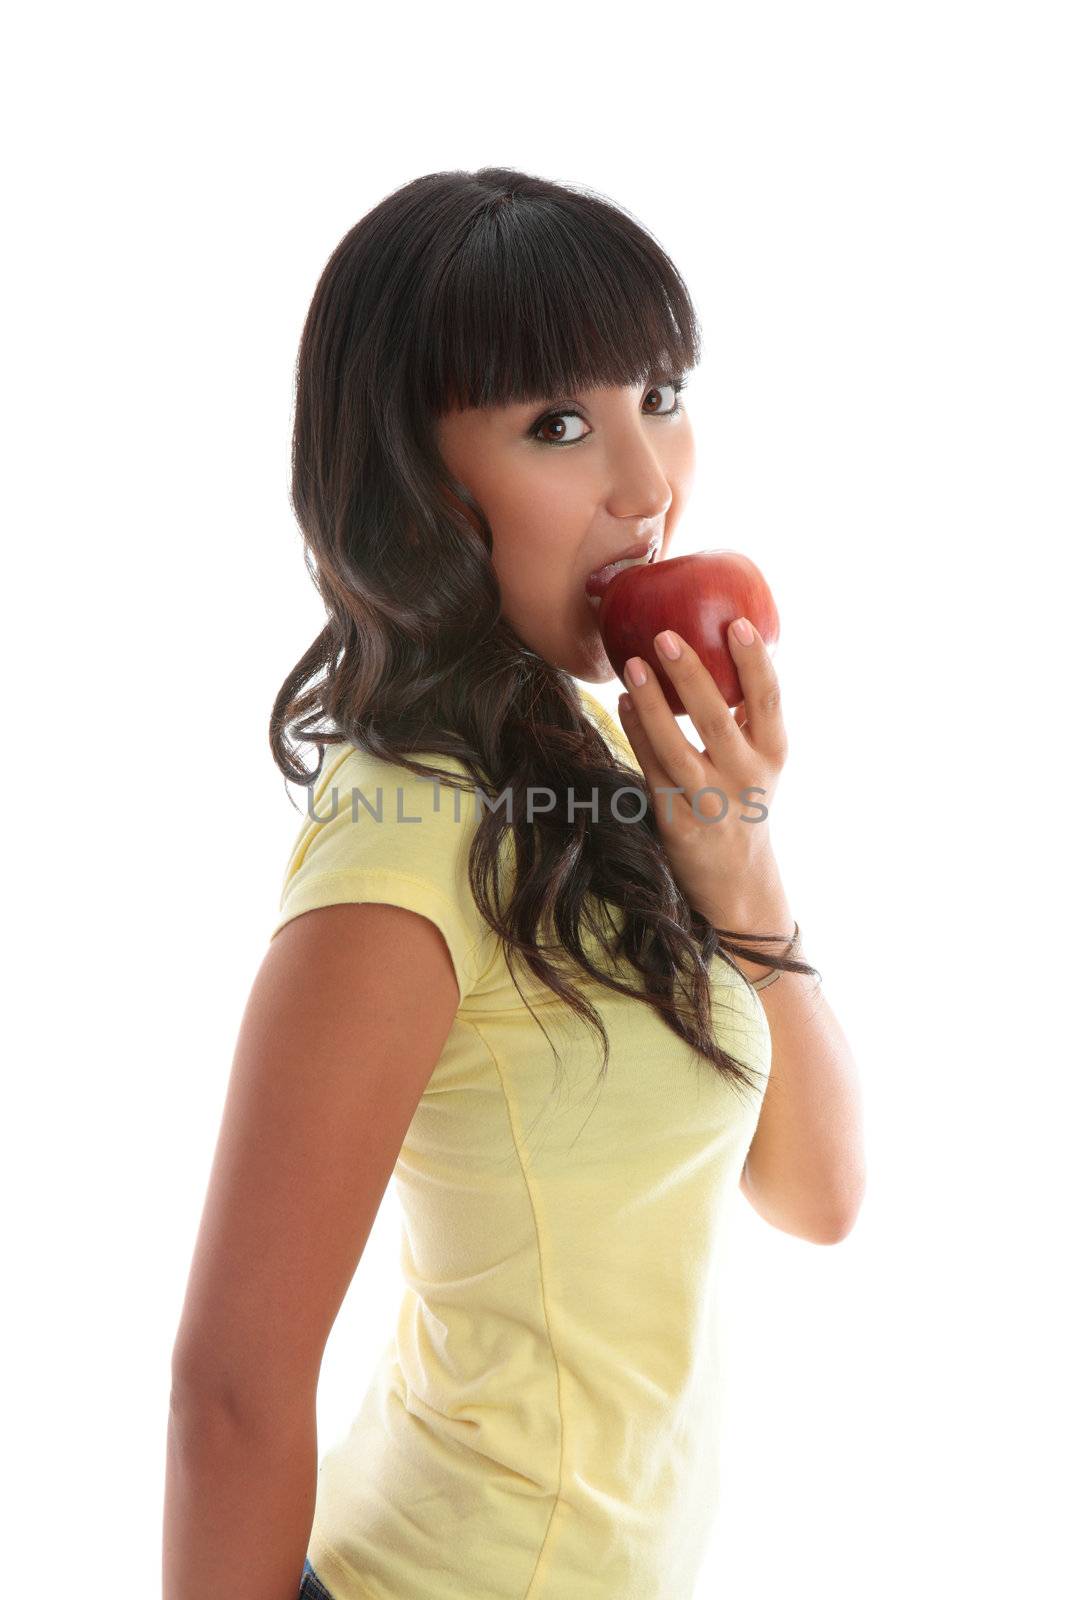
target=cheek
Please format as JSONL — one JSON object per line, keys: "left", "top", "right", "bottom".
{"left": 668, "top": 424, "right": 697, "bottom": 506}
{"left": 490, "top": 469, "right": 591, "bottom": 591}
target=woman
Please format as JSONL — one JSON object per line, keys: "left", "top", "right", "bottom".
{"left": 164, "top": 166, "right": 865, "bottom": 1600}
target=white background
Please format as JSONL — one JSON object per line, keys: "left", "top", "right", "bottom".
{"left": 4, "top": 4, "right": 1064, "bottom": 1595}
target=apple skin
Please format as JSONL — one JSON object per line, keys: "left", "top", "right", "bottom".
{"left": 597, "top": 550, "right": 780, "bottom": 715}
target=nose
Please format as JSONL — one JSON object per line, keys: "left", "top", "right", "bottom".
{"left": 601, "top": 428, "right": 673, "bottom": 527}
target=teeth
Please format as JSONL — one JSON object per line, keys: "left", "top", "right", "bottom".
{"left": 587, "top": 541, "right": 659, "bottom": 607}
{"left": 596, "top": 547, "right": 657, "bottom": 582}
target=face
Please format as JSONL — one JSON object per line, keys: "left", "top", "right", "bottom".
{"left": 433, "top": 377, "right": 696, "bottom": 682}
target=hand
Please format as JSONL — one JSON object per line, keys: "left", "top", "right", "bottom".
{"left": 616, "top": 619, "right": 789, "bottom": 926}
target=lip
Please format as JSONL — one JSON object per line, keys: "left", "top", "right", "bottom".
{"left": 584, "top": 535, "right": 662, "bottom": 598}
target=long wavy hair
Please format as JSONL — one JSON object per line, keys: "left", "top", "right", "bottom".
{"left": 270, "top": 166, "right": 820, "bottom": 1103}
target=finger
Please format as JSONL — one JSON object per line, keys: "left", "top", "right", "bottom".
{"left": 620, "top": 650, "right": 726, "bottom": 817}
{"left": 617, "top": 690, "right": 699, "bottom": 834}
{"left": 726, "top": 619, "right": 787, "bottom": 762}
{"left": 648, "top": 630, "right": 748, "bottom": 779}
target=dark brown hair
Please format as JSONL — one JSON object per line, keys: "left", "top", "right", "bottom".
{"left": 270, "top": 166, "right": 820, "bottom": 1104}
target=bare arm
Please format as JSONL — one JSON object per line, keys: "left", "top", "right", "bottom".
{"left": 164, "top": 901, "right": 463, "bottom": 1600}
{"left": 728, "top": 872, "right": 866, "bottom": 1245}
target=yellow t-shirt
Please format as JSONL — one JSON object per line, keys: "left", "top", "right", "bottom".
{"left": 270, "top": 682, "right": 771, "bottom": 1600}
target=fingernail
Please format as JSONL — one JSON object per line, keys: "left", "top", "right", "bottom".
{"left": 619, "top": 693, "right": 633, "bottom": 713}
{"left": 656, "top": 630, "right": 681, "bottom": 660}
{"left": 626, "top": 657, "right": 647, "bottom": 687}
{"left": 731, "top": 617, "right": 754, "bottom": 645}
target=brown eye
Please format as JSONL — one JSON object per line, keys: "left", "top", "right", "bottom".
{"left": 530, "top": 410, "right": 591, "bottom": 446}
{"left": 644, "top": 381, "right": 682, "bottom": 415}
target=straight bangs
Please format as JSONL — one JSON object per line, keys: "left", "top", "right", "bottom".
{"left": 409, "top": 194, "right": 703, "bottom": 415}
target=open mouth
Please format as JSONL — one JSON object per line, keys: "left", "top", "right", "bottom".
{"left": 586, "top": 536, "right": 662, "bottom": 608}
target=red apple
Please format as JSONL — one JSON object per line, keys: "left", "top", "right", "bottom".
{"left": 596, "top": 550, "right": 779, "bottom": 715}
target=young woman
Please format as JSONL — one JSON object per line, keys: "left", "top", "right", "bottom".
{"left": 164, "top": 167, "right": 865, "bottom": 1600}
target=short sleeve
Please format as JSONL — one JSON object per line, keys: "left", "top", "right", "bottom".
{"left": 270, "top": 744, "right": 496, "bottom": 1007}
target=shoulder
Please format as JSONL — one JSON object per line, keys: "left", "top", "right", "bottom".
{"left": 287, "top": 741, "right": 482, "bottom": 860}
{"left": 272, "top": 741, "right": 496, "bottom": 1005}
